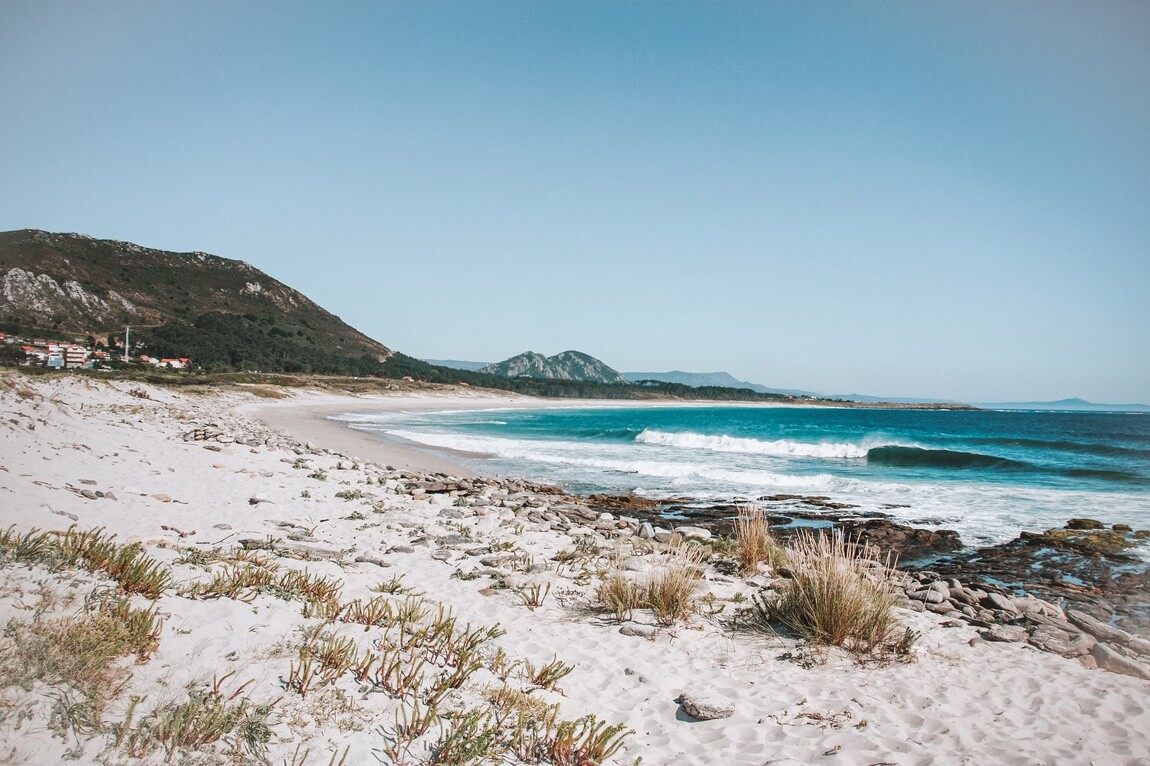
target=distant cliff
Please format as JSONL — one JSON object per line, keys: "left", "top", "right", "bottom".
{"left": 481, "top": 350, "right": 626, "bottom": 384}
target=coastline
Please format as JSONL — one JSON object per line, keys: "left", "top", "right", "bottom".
{"left": 2, "top": 373, "right": 1148, "bottom": 765}
{"left": 247, "top": 388, "right": 825, "bottom": 479}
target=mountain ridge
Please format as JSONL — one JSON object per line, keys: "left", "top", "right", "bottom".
{"left": 480, "top": 350, "right": 626, "bottom": 384}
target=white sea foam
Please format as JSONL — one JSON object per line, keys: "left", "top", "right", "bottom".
{"left": 635, "top": 429, "right": 876, "bottom": 458}
{"left": 358, "top": 422, "right": 1150, "bottom": 551}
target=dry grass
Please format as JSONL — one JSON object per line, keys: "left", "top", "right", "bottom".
{"left": 753, "top": 530, "right": 907, "bottom": 658}
{"left": 594, "top": 543, "right": 704, "bottom": 625}
{"left": 734, "top": 505, "right": 786, "bottom": 576}
{"left": 642, "top": 543, "right": 705, "bottom": 625}
{"left": 595, "top": 570, "right": 641, "bottom": 623}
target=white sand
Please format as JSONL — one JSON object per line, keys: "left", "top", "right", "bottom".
{"left": 0, "top": 374, "right": 1148, "bottom": 765}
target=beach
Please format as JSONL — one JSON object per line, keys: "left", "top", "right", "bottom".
{"left": 1, "top": 373, "right": 1149, "bottom": 766}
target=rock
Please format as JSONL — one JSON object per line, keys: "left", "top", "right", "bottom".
{"left": 677, "top": 690, "right": 735, "bottom": 721}
{"left": 638, "top": 522, "right": 656, "bottom": 540}
{"left": 619, "top": 623, "right": 658, "bottom": 639}
{"left": 151, "top": 493, "right": 173, "bottom": 503}
{"left": 677, "top": 526, "right": 712, "bottom": 541}
{"left": 1067, "top": 610, "right": 1150, "bottom": 658}
{"left": 908, "top": 588, "right": 947, "bottom": 605}
{"left": 431, "top": 550, "right": 453, "bottom": 562}
{"left": 388, "top": 545, "right": 415, "bottom": 554}
{"left": 80, "top": 489, "right": 98, "bottom": 500}
{"left": 981, "top": 625, "right": 1030, "bottom": 643}
{"left": 353, "top": 555, "right": 392, "bottom": 568}
{"left": 1028, "top": 625, "right": 1091, "bottom": 657}
{"left": 981, "top": 592, "right": 1018, "bottom": 615}
{"left": 279, "top": 542, "right": 344, "bottom": 561}
{"left": 653, "top": 529, "right": 674, "bottom": 544}
{"left": 203, "top": 444, "right": 223, "bottom": 452}
{"left": 1090, "top": 643, "right": 1150, "bottom": 680}
{"left": 1067, "top": 518, "right": 1105, "bottom": 530}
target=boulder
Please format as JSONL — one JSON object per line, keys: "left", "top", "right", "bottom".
{"left": 677, "top": 526, "right": 712, "bottom": 541}
{"left": 1090, "top": 643, "right": 1150, "bottom": 680}
{"left": 981, "top": 592, "right": 1019, "bottom": 615}
{"left": 1067, "top": 610, "right": 1150, "bottom": 658}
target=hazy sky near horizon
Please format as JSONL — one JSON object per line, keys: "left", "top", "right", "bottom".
{"left": 2, "top": 2, "right": 1148, "bottom": 403}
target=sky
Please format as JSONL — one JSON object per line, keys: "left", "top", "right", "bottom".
{"left": 2, "top": 1, "right": 1148, "bottom": 403}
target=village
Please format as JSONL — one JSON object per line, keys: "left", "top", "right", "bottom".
{"left": 0, "top": 331, "right": 189, "bottom": 370}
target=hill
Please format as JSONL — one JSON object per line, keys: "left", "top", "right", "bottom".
{"left": 481, "top": 350, "right": 626, "bottom": 384}
{"left": 0, "top": 229, "right": 390, "bottom": 373}
{"left": 623, "top": 370, "right": 777, "bottom": 394}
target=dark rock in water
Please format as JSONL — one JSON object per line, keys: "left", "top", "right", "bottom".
{"left": 845, "top": 519, "right": 962, "bottom": 563}
{"left": 1019, "top": 527, "right": 1139, "bottom": 557}
{"left": 1066, "top": 518, "right": 1105, "bottom": 530}
{"left": 924, "top": 521, "right": 1150, "bottom": 638}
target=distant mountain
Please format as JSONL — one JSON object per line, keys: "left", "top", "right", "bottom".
{"left": 978, "top": 397, "right": 1150, "bottom": 413}
{"left": 0, "top": 229, "right": 391, "bottom": 373}
{"left": 624, "top": 370, "right": 827, "bottom": 398}
{"left": 421, "top": 359, "right": 491, "bottom": 372}
{"left": 481, "top": 350, "right": 626, "bottom": 384}
{"left": 624, "top": 370, "right": 769, "bottom": 394}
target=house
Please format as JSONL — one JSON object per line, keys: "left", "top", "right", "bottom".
{"left": 64, "top": 345, "right": 88, "bottom": 369}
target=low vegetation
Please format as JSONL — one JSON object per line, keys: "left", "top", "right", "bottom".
{"left": 752, "top": 530, "right": 912, "bottom": 659}
{"left": 734, "top": 505, "right": 786, "bottom": 576}
{"left": 595, "top": 543, "right": 705, "bottom": 625}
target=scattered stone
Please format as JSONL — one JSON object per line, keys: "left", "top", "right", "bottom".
{"left": 980, "top": 625, "right": 1030, "bottom": 643}
{"left": 677, "top": 690, "right": 735, "bottom": 721}
{"left": 677, "top": 526, "right": 712, "bottom": 541}
{"left": 619, "top": 623, "right": 658, "bottom": 639}
{"left": 151, "top": 493, "right": 173, "bottom": 503}
{"left": 279, "top": 541, "right": 344, "bottom": 561}
{"left": 354, "top": 555, "right": 392, "bottom": 568}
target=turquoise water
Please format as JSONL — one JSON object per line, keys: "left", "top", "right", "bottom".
{"left": 339, "top": 405, "right": 1150, "bottom": 547}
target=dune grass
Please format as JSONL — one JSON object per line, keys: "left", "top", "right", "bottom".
{"left": 595, "top": 543, "right": 704, "bottom": 626}
{"left": 753, "top": 529, "right": 910, "bottom": 659}
{"left": 734, "top": 505, "right": 786, "bottom": 576}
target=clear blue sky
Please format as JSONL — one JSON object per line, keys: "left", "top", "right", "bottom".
{"left": 2, "top": 1, "right": 1147, "bottom": 403}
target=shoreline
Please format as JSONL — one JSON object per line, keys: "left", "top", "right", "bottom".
{"left": 248, "top": 388, "right": 829, "bottom": 479}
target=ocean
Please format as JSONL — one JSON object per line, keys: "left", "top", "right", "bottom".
{"left": 336, "top": 404, "right": 1150, "bottom": 549}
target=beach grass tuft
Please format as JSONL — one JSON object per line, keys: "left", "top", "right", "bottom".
{"left": 753, "top": 529, "right": 906, "bottom": 658}
{"left": 734, "top": 505, "right": 786, "bottom": 576}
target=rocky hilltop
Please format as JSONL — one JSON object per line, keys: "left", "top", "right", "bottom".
{"left": 0, "top": 229, "right": 390, "bottom": 370}
{"left": 481, "top": 350, "right": 626, "bottom": 384}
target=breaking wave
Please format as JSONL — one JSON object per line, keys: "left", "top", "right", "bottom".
{"left": 635, "top": 429, "right": 872, "bottom": 458}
